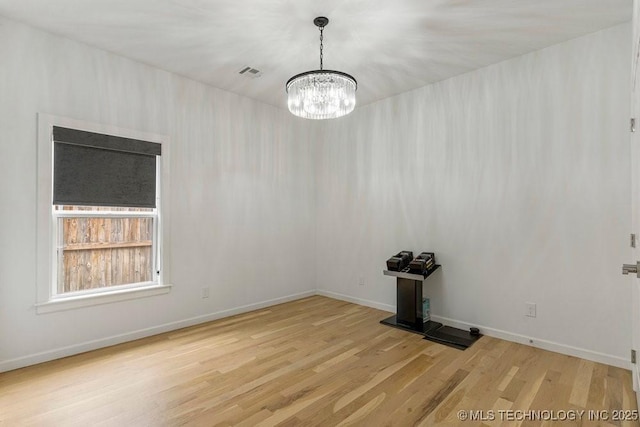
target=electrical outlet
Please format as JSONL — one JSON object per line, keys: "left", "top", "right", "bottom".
{"left": 202, "top": 287, "right": 210, "bottom": 299}
{"left": 358, "top": 276, "right": 365, "bottom": 286}
{"left": 525, "top": 302, "right": 536, "bottom": 318}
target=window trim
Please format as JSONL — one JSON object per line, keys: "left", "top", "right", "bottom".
{"left": 36, "top": 114, "right": 171, "bottom": 314}
{"left": 35, "top": 284, "right": 171, "bottom": 314}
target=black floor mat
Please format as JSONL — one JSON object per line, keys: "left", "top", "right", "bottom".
{"left": 424, "top": 325, "right": 481, "bottom": 350}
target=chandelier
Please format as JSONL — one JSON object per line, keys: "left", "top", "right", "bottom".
{"left": 286, "top": 17, "right": 357, "bottom": 120}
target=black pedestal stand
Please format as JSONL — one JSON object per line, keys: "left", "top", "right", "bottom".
{"left": 380, "top": 265, "right": 481, "bottom": 350}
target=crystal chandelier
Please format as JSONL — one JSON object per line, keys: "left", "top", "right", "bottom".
{"left": 286, "top": 17, "right": 357, "bottom": 120}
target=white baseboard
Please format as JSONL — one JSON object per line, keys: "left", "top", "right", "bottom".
{"left": 430, "top": 314, "right": 630, "bottom": 370}
{"left": 317, "top": 290, "right": 630, "bottom": 370}
{"left": 0, "top": 290, "right": 315, "bottom": 373}
{"left": 1, "top": 289, "right": 630, "bottom": 373}
{"left": 315, "top": 289, "right": 395, "bottom": 313}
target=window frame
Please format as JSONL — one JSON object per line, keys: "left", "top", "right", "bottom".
{"left": 36, "top": 114, "right": 171, "bottom": 314}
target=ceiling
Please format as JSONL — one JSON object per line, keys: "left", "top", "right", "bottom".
{"left": 0, "top": 0, "right": 631, "bottom": 109}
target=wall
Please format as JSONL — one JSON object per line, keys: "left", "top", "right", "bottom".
{"left": 0, "top": 16, "right": 317, "bottom": 371}
{"left": 316, "top": 24, "right": 632, "bottom": 366}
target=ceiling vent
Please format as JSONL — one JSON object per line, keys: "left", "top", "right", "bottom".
{"left": 238, "top": 66, "right": 262, "bottom": 79}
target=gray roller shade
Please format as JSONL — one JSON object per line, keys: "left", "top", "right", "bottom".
{"left": 53, "top": 126, "right": 161, "bottom": 208}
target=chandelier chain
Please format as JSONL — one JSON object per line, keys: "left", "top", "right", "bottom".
{"left": 319, "top": 26, "right": 324, "bottom": 70}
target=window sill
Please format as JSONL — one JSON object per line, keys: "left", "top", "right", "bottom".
{"left": 35, "top": 284, "right": 172, "bottom": 314}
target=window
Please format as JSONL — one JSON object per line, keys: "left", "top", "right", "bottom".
{"left": 54, "top": 206, "right": 157, "bottom": 296}
{"left": 36, "top": 116, "right": 171, "bottom": 313}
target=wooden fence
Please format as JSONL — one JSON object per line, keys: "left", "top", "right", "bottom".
{"left": 59, "top": 216, "right": 153, "bottom": 293}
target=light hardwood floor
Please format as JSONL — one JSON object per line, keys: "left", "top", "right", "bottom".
{"left": 1, "top": 296, "right": 637, "bottom": 426}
